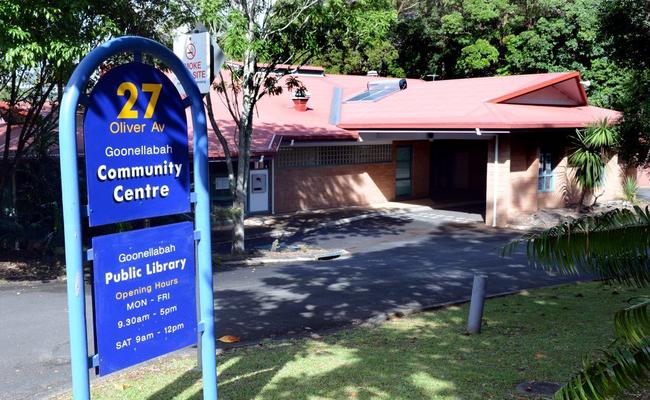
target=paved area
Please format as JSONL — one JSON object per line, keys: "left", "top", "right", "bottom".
{"left": 638, "top": 188, "right": 650, "bottom": 203}
{"left": 0, "top": 209, "right": 582, "bottom": 399}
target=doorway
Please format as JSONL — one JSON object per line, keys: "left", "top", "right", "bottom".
{"left": 430, "top": 140, "right": 488, "bottom": 216}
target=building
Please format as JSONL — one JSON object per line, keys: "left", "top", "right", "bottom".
{"left": 203, "top": 68, "right": 622, "bottom": 226}
{"left": 0, "top": 68, "right": 624, "bottom": 226}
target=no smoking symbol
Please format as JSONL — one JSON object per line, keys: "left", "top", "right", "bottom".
{"left": 185, "top": 42, "right": 196, "bottom": 60}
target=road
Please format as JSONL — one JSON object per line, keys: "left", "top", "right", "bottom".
{"left": 0, "top": 209, "right": 581, "bottom": 399}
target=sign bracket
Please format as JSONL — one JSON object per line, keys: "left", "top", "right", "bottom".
{"left": 78, "top": 94, "right": 88, "bottom": 107}
{"left": 87, "top": 355, "right": 99, "bottom": 369}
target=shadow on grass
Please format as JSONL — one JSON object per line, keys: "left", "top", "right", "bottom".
{"left": 143, "top": 283, "right": 634, "bottom": 400}
{"left": 146, "top": 369, "right": 201, "bottom": 400}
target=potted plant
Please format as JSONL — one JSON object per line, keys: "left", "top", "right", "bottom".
{"left": 286, "top": 76, "right": 310, "bottom": 111}
{"left": 291, "top": 85, "right": 310, "bottom": 111}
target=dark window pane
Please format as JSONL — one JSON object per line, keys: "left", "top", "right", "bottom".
{"left": 396, "top": 179, "right": 411, "bottom": 196}
{"left": 397, "top": 147, "right": 411, "bottom": 161}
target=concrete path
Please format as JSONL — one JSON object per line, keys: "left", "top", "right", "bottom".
{"left": 0, "top": 210, "right": 580, "bottom": 399}
{"left": 638, "top": 188, "right": 650, "bottom": 203}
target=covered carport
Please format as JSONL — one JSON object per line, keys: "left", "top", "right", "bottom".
{"left": 430, "top": 139, "right": 488, "bottom": 217}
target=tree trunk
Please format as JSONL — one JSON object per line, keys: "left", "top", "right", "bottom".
{"left": 231, "top": 186, "right": 246, "bottom": 255}
{"left": 230, "top": 20, "right": 258, "bottom": 255}
{"left": 576, "top": 189, "right": 587, "bottom": 212}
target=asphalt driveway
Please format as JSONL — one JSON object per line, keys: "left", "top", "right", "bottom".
{"left": 0, "top": 209, "right": 581, "bottom": 399}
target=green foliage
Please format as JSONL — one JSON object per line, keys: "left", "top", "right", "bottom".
{"left": 504, "top": 206, "right": 650, "bottom": 286}
{"left": 615, "top": 71, "right": 650, "bottom": 167}
{"left": 553, "top": 339, "right": 650, "bottom": 400}
{"left": 505, "top": 206, "right": 650, "bottom": 398}
{"left": 308, "top": 0, "right": 627, "bottom": 113}
{"left": 624, "top": 177, "right": 639, "bottom": 203}
{"left": 313, "top": 0, "right": 402, "bottom": 76}
{"left": 0, "top": 1, "right": 186, "bottom": 255}
{"left": 597, "top": 0, "right": 650, "bottom": 167}
{"left": 457, "top": 39, "right": 499, "bottom": 75}
{"left": 598, "top": 0, "right": 650, "bottom": 71}
{"left": 552, "top": 296, "right": 650, "bottom": 399}
{"left": 569, "top": 119, "right": 619, "bottom": 206}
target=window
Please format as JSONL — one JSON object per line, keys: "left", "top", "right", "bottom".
{"left": 538, "top": 152, "right": 554, "bottom": 192}
{"left": 395, "top": 145, "right": 412, "bottom": 198}
{"left": 277, "top": 145, "right": 392, "bottom": 168}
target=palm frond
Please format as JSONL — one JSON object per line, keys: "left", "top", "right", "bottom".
{"left": 583, "top": 118, "right": 619, "bottom": 149}
{"left": 554, "top": 342, "right": 650, "bottom": 400}
{"left": 615, "top": 297, "right": 650, "bottom": 347}
{"left": 503, "top": 206, "right": 650, "bottom": 287}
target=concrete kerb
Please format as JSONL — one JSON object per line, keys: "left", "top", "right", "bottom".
{"left": 219, "top": 249, "right": 351, "bottom": 266}
{"left": 358, "top": 284, "right": 580, "bottom": 329}
{"left": 224, "top": 203, "right": 434, "bottom": 243}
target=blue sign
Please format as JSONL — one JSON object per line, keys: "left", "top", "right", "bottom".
{"left": 92, "top": 222, "right": 197, "bottom": 375}
{"left": 84, "top": 63, "right": 190, "bottom": 227}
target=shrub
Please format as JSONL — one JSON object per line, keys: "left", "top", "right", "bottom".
{"left": 624, "top": 176, "right": 639, "bottom": 203}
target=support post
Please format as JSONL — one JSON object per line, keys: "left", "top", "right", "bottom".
{"left": 467, "top": 274, "right": 488, "bottom": 334}
{"left": 492, "top": 134, "right": 499, "bottom": 227}
{"left": 59, "top": 62, "right": 91, "bottom": 400}
{"left": 193, "top": 92, "right": 218, "bottom": 400}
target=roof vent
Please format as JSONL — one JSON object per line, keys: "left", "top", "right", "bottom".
{"left": 346, "top": 78, "right": 407, "bottom": 103}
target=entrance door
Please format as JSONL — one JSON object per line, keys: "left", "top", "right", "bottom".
{"left": 396, "top": 145, "right": 412, "bottom": 198}
{"left": 249, "top": 169, "right": 269, "bottom": 213}
{"left": 430, "top": 140, "right": 488, "bottom": 216}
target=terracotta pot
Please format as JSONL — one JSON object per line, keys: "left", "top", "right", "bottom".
{"left": 292, "top": 97, "right": 309, "bottom": 112}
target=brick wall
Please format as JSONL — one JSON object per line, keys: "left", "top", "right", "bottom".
{"left": 504, "top": 133, "right": 631, "bottom": 225}
{"left": 509, "top": 135, "right": 539, "bottom": 213}
{"left": 274, "top": 162, "right": 395, "bottom": 213}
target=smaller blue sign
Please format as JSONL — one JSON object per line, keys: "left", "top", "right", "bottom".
{"left": 84, "top": 63, "right": 190, "bottom": 227}
{"left": 92, "top": 222, "right": 197, "bottom": 375}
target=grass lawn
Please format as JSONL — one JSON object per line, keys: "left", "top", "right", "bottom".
{"left": 58, "top": 282, "right": 650, "bottom": 400}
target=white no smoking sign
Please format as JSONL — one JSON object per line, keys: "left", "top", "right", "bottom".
{"left": 173, "top": 32, "right": 210, "bottom": 94}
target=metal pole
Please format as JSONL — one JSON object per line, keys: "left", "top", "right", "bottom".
{"left": 192, "top": 91, "right": 218, "bottom": 400}
{"left": 59, "top": 68, "right": 91, "bottom": 400}
{"left": 467, "top": 274, "right": 488, "bottom": 334}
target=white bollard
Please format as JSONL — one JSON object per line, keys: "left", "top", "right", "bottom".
{"left": 467, "top": 274, "right": 488, "bottom": 334}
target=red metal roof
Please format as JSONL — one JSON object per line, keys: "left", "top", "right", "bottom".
{"left": 336, "top": 72, "right": 619, "bottom": 130}
{"left": 1, "top": 70, "right": 621, "bottom": 158}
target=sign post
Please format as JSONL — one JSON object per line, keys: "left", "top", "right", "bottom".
{"left": 59, "top": 36, "right": 217, "bottom": 399}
